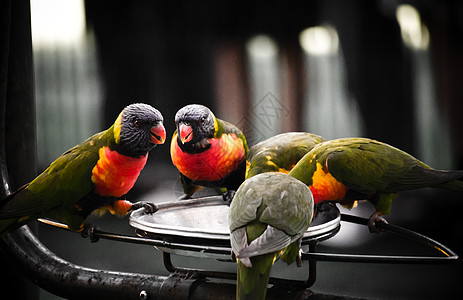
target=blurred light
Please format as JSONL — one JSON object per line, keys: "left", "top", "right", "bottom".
{"left": 396, "top": 4, "right": 430, "bottom": 50}
{"left": 299, "top": 25, "right": 339, "bottom": 56}
{"left": 31, "top": 0, "right": 86, "bottom": 48}
{"left": 301, "top": 24, "right": 364, "bottom": 139}
{"left": 245, "top": 34, "right": 281, "bottom": 141}
{"left": 245, "top": 34, "right": 278, "bottom": 60}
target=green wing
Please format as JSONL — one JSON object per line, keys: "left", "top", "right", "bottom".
{"left": 246, "top": 132, "right": 325, "bottom": 179}
{"left": 323, "top": 138, "right": 438, "bottom": 194}
{"left": 0, "top": 130, "right": 111, "bottom": 222}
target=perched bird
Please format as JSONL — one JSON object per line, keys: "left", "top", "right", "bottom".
{"left": 0, "top": 103, "right": 166, "bottom": 236}
{"left": 288, "top": 137, "right": 463, "bottom": 231}
{"left": 229, "top": 172, "right": 314, "bottom": 300}
{"left": 170, "top": 104, "right": 248, "bottom": 199}
{"left": 246, "top": 132, "right": 325, "bottom": 179}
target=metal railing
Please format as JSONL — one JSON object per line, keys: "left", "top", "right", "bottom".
{"left": 36, "top": 202, "right": 458, "bottom": 280}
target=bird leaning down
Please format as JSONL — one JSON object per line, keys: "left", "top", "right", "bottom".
{"left": 0, "top": 103, "right": 166, "bottom": 237}
{"left": 287, "top": 137, "right": 463, "bottom": 232}
{"left": 171, "top": 104, "right": 248, "bottom": 199}
{"left": 229, "top": 172, "right": 314, "bottom": 300}
{"left": 245, "top": 131, "right": 326, "bottom": 179}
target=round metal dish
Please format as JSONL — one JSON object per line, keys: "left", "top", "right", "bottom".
{"left": 129, "top": 198, "right": 341, "bottom": 259}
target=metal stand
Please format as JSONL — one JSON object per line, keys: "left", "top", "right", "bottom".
{"left": 1, "top": 194, "right": 459, "bottom": 299}
{"left": 31, "top": 200, "right": 458, "bottom": 292}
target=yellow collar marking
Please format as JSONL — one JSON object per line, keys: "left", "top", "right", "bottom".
{"left": 113, "top": 112, "right": 122, "bottom": 144}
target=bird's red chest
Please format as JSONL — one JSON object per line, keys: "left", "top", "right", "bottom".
{"left": 91, "top": 147, "right": 148, "bottom": 197}
{"left": 171, "top": 133, "right": 245, "bottom": 181}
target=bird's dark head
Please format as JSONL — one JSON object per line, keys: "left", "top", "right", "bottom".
{"left": 174, "top": 104, "right": 216, "bottom": 152}
{"left": 114, "top": 103, "right": 166, "bottom": 157}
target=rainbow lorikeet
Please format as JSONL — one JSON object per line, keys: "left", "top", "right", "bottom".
{"left": 246, "top": 132, "right": 326, "bottom": 179}
{"left": 0, "top": 103, "right": 166, "bottom": 236}
{"left": 170, "top": 104, "right": 248, "bottom": 199}
{"left": 287, "top": 137, "right": 463, "bottom": 231}
{"left": 229, "top": 172, "right": 314, "bottom": 300}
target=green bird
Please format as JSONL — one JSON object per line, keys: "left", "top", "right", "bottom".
{"left": 0, "top": 103, "right": 166, "bottom": 236}
{"left": 171, "top": 104, "right": 248, "bottom": 199}
{"left": 229, "top": 172, "right": 314, "bottom": 300}
{"left": 287, "top": 137, "right": 463, "bottom": 231}
{"left": 246, "top": 132, "right": 326, "bottom": 179}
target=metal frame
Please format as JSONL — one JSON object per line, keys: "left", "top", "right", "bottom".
{"left": 36, "top": 202, "right": 458, "bottom": 289}
{"left": 1, "top": 195, "right": 458, "bottom": 299}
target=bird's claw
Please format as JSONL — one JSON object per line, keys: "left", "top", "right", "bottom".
{"left": 230, "top": 251, "right": 237, "bottom": 262}
{"left": 368, "top": 211, "right": 388, "bottom": 234}
{"left": 131, "top": 201, "right": 158, "bottom": 214}
{"left": 81, "top": 223, "right": 100, "bottom": 243}
{"left": 222, "top": 190, "right": 236, "bottom": 205}
{"left": 296, "top": 250, "right": 303, "bottom": 267}
{"left": 178, "top": 194, "right": 191, "bottom": 200}
{"left": 296, "top": 238, "right": 303, "bottom": 267}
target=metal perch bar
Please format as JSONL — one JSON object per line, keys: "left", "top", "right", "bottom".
{"left": 37, "top": 205, "right": 459, "bottom": 265}
{"left": 152, "top": 195, "right": 227, "bottom": 210}
{"left": 39, "top": 208, "right": 458, "bottom": 264}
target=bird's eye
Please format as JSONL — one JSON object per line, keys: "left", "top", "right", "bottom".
{"left": 134, "top": 120, "right": 140, "bottom": 127}
{"left": 200, "top": 116, "right": 206, "bottom": 124}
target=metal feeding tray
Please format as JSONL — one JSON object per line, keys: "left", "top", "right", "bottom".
{"left": 129, "top": 196, "right": 458, "bottom": 287}
{"left": 129, "top": 196, "right": 341, "bottom": 260}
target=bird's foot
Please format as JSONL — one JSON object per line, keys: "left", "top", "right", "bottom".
{"left": 81, "top": 223, "right": 100, "bottom": 243}
{"left": 230, "top": 251, "right": 237, "bottom": 262}
{"left": 296, "top": 249, "right": 303, "bottom": 267}
{"left": 296, "top": 238, "right": 303, "bottom": 267}
{"left": 178, "top": 194, "right": 192, "bottom": 200}
{"left": 222, "top": 190, "right": 236, "bottom": 205}
{"left": 368, "top": 211, "right": 388, "bottom": 234}
{"left": 131, "top": 201, "right": 158, "bottom": 214}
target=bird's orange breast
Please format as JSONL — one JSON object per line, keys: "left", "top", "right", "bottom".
{"left": 309, "top": 162, "right": 347, "bottom": 204}
{"left": 91, "top": 147, "right": 148, "bottom": 197}
{"left": 171, "top": 133, "right": 245, "bottom": 182}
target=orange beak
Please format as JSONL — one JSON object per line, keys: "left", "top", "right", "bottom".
{"left": 150, "top": 123, "right": 166, "bottom": 144}
{"left": 179, "top": 123, "right": 193, "bottom": 144}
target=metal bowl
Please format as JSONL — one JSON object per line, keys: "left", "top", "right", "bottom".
{"left": 129, "top": 197, "right": 340, "bottom": 259}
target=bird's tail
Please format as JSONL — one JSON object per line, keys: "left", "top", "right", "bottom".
{"left": 0, "top": 184, "right": 29, "bottom": 236}
{"left": 0, "top": 218, "right": 22, "bottom": 236}
{"left": 236, "top": 252, "right": 276, "bottom": 300}
{"left": 0, "top": 183, "right": 28, "bottom": 210}
{"left": 418, "top": 167, "right": 463, "bottom": 192}
{"left": 440, "top": 178, "right": 463, "bottom": 192}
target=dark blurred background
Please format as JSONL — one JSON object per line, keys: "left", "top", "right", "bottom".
{"left": 2, "top": 0, "right": 463, "bottom": 299}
